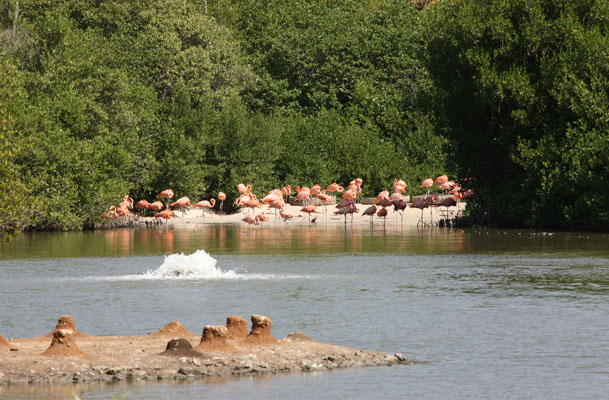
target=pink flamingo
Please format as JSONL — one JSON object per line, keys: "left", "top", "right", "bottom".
{"left": 394, "top": 179, "right": 407, "bottom": 194}
{"left": 218, "top": 192, "right": 226, "bottom": 215}
{"left": 148, "top": 201, "right": 164, "bottom": 212}
{"left": 256, "top": 212, "right": 270, "bottom": 226}
{"left": 155, "top": 208, "right": 173, "bottom": 225}
{"left": 300, "top": 203, "right": 316, "bottom": 222}
{"left": 316, "top": 192, "right": 333, "bottom": 213}
{"left": 194, "top": 198, "right": 216, "bottom": 218}
{"left": 268, "top": 199, "right": 285, "bottom": 219}
{"left": 434, "top": 174, "right": 448, "bottom": 185}
{"left": 281, "top": 185, "right": 292, "bottom": 202}
{"left": 279, "top": 207, "right": 293, "bottom": 223}
{"left": 420, "top": 178, "right": 433, "bottom": 194}
{"left": 241, "top": 214, "right": 258, "bottom": 227}
{"left": 157, "top": 189, "right": 174, "bottom": 208}
{"left": 134, "top": 199, "right": 150, "bottom": 216}
{"left": 170, "top": 196, "right": 191, "bottom": 218}
{"left": 294, "top": 186, "right": 311, "bottom": 205}
{"left": 376, "top": 190, "right": 389, "bottom": 204}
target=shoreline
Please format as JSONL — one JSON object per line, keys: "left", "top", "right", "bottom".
{"left": 128, "top": 200, "right": 465, "bottom": 229}
{"left": 0, "top": 315, "right": 408, "bottom": 387}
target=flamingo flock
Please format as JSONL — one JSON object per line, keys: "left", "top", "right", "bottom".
{"left": 99, "top": 175, "right": 473, "bottom": 228}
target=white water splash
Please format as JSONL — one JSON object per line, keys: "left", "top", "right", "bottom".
{"left": 141, "top": 250, "right": 237, "bottom": 279}
{"left": 65, "top": 250, "right": 319, "bottom": 281}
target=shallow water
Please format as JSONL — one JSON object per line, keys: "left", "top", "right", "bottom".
{"left": 1, "top": 224, "right": 609, "bottom": 399}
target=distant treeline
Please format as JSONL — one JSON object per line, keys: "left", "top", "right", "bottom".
{"left": 1, "top": 0, "right": 607, "bottom": 231}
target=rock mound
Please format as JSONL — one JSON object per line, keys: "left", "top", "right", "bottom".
{"left": 160, "top": 338, "right": 203, "bottom": 357}
{"left": 243, "top": 315, "right": 278, "bottom": 344}
{"left": 45, "top": 316, "right": 88, "bottom": 338}
{"left": 42, "top": 329, "right": 89, "bottom": 358}
{"left": 195, "top": 325, "right": 236, "bottom": 352}
{"left": 285, "top": 332, "right": 318, "bottom": 343}
{"left": 226, "top": 315, "right": 248, "bottom": 340}
{"left": 0, "top": 333, "right": 10, "bottom": 348}
{"left": 149, "top": 321, "right": 197, "bottom": 337}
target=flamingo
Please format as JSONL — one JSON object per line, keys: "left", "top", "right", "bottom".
{"left": 439, "top": 180, "right": 454, "bottom": 194}
{"left": 334, "top": 206, "right": 350, "bottom": 224}
{"left": 426, "top": 193, "right": 439, "bottom": 221}
{"left": 348, "top": 203, "right": 359, "bottom": 221}
{"left": 281, "top": 185, "right": 292, "bottom": 203}
{"left": 377, "top": 206, "right": 388, "bottom": 225}
{"left": 389, "top": 192, "right": 404, "bottom": 202}
{"left": 194, "top": 198, "right": 216, "bottom": 218}
{"left": 235, "top": 193, "right": 252, "bottom": 208}
{"left": 99, "top": 205, "right": 119, "bottom": 219}
{"left": 294, "top": 186, "right": 311, "bottom": 205}
{"left": 325, "top": 182, "right": 344, "bottom": 194}
{"left": 376, "top": 190, "right": 389, "bottom": 204}
{"left": 349, "top": 178, "right": 363, "bottom": 202}
{"left": 363, "top": 205, "right": 377, "bottom": 224}
{"left": 436, "top": 196, "right": 457, "bottom": 221}
{"left": 434, "top": 174, "right": 448, "bottom": 185}
{"left": 234, "top": 184, "right": 253, "bottom": 206}
{"left": 241, "top": 214, "right": 258, "bottom": 227}
{"left": 420, "top": 178, "right": 433, "bottom": 194}
{"left": 134, "top": 199, "right": 150, "bottom": 216}
{"left": 218, "top": 192, "right": 226, "bottom": 215}
{"left": 268, "top": 199, "right": 285, "bottom": 219}
{"left": 148, "top": 201, "right": 164, "bottom": 212}
{"left": 245, "top": 198, "right": 262, "bottom": 214}
{"left": 237, "top": 183, "right": 251, "bottom": 195}
{"left": 116, "top": 204, "right": 131, "bottom": 217}
{"left": 336, "top": 199, "right": 351, "bottom": 209}
{"left": 394, "top": 179, "right": 407, "bottom": 194}
{"left": 411, "top": 198, "right": 429, "bottom": 227}
{"left": 342, "top": 188, "right": 357, "bottom": 202}
{"left": 310, "top": 184, "right": 322, "bottom": 196}
{"left": 376, "top": 197, "right": 392, "bottom": 208}
{"left": 262, "top": 189, "right": 283, "bottom": 204}
{"left": 279, "top": 207, "right": 293, "bottom": 223}
{"left": 155, "top": 208, "right": 173, "bottom": 224}
{"left": 157, "top": 189, "right": 174, "bottom": 208}
{"left": 392, "top": 199, "right": 407, "bottom": 222}
{"left": 256, "top": 212, "right": 270, "bottom": 226}
{"left": 347, "top": 182, "right": 361, "bottom": 202}
{"left": 170, "top": 196, "right": 191, "bottom": 218}
{"left": 300, "top": 204, "right": 316, "bottom": 222}
{"left": 316, "top": 192, "right": 333, "bottom": 213}
{"left": 119, "top": 194, "right": 134, "bottom": 211}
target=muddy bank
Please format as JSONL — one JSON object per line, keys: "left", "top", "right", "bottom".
{"left": 0, "top": 315, "right": 408, "bottom": 386}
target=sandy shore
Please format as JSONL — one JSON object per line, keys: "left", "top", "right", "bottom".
{"left": 0, "top": 316, "right": 408, "bottom": 387}
{"left": 137, "top": 200, "right": 464, "bottom": 228}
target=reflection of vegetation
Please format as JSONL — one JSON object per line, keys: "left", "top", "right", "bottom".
{"left": 1, "top": 1, "right": 608, "bottom": 231}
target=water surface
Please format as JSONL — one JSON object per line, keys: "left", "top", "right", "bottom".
{"left": 1, "top": 224, "right": 608, "bottom": 399}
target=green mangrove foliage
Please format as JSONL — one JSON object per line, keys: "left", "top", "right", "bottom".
{"left": 424, "top": 0, "right": 609, "bottom": 230}
{"left": 0, "top": 0, "right": 607, "bottom": 230}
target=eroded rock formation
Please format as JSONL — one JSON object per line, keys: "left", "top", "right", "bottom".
{"left": 244, "top": 315, "right": 278, "bottom": 344}
{"left": 196, "top": 325, "right": 235, "bottom": 352}
{"left": 149, "top": 321, "right": 197, "bottom": 337}
{"left": 160, "top": 338, "right": 203, "bottom": 357}
{"left": 226, "top": 315, "right": 248, "bottom": 339}
{"left": 0, "top": 334, "right": 10, "bottom": 348}
{"left": 45, "top": 315, "right": 88, "bottom": 338}
{"left": 42, "top": 329, "right": 89, "bottom": 358}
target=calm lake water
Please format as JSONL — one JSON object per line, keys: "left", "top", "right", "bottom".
{"left": 1, "top": 224, "right": 609, "bottom": 399}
